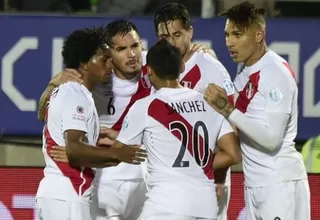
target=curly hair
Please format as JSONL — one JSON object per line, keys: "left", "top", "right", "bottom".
{"left": 62, "top": 26, "right": 108, "bottom": 69}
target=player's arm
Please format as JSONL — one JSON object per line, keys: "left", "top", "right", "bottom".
{"left": 38, "top": 69, "right": 83, "bottom": 121}
{"left": 62, "top": 93, "right": 146, "bottom": 168}
{"left": 201, "top": 56, "right": 236, "bottom": 181}
{"left": 65, "top": 130, "right": 145, "bottom": 167}
{"left": 228, "top": 74, "right": 293, "bottom": 153}
{"left": 38, "top": 83, "right": 56, "bottom": 121}
{"left": 213, "top": 119, "right": 241, "bottom": 170}
{"left": 111, "top": 101, "right": 147, "bottom": 150}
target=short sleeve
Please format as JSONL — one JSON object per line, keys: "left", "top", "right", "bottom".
{"left": 61, "top": 92, "right": 90, "bottom": 133}
{"left": 261, "top": 71, "right": 295, "bottom": 114}
{"left": 116, "top": 101, "right": 147, "bottom": 145}
{"left": 217, "top": 118, "right": 234, "bottom": 141}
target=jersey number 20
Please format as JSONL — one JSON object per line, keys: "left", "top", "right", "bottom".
{"left": 169, "top": 121, "right": 210, "bottom": 168}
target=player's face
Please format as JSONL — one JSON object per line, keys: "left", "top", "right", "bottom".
{"left": 224, "top": 19, "right": 258, "bottom": 64}
{"left": 110, "top": 31, "right": 142, "bottom": 78}
{"left": 87, "top": 48, "right": 112, "bottom": 83}
{"left": 157, "top": 20, "right": 193, "bottom": 57}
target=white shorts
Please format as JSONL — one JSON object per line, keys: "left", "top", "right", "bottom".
{"left": 245, "top": 179, "right": 311, "bottom": 220}
{"left": 216, "top": 185, "right": 230, "bottom": 220}
{"left": 138, "top": 205, "right": 216, "bottom": 220}
{"left": 36, "top": 198, "right": 90, "bottom": 220}
{"left": 91, "top": 179, "right": 147, "bottom": 220}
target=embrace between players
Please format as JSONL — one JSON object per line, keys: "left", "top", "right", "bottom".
{"left": 35, "top": 2, "right": 310, "bottom": 220}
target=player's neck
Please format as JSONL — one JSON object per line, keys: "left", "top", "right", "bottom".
{"left": 82, "top": 81, "right": 96, "bottom": 92}
{"left": 244, "top": 43, "right": 267, "bottom": 66}
{"left": 78, "top": 69, "right": 96, "bottom": 91}
{"left": 182, "top": 43, "right": 193, "bottom": 63}
{"left": 114, "top": 69, "right": 138, "bottom": 80}
{"left": 156, "top": 80, "right": 182, "bottom": 90}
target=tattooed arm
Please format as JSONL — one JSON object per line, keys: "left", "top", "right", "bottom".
{"left": 204, "top": 83, "right": 290, "bottom": 153}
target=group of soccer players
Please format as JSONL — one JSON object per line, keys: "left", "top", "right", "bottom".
{"left": 35, "top": 1, "right": 311, "bottom": 220}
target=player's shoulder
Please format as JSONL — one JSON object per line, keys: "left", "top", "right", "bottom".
{"left": 58, "top": 82, "right": 91, "bottom": 101}
{"left": 129, "top": 94, "right": 154, "bottom": 113}
{"left": 193, "top": 51, "right": 230, "bottom": 78}
{"left": 194, "top": 52, "right": 225, "bottom": 68}
{"left": 259, "top": 50, "right": 296, "bottom": 85}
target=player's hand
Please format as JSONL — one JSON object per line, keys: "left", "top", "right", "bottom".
{"left": 49, "top": 146, "right": 68, "bottom": 163}
{"left": 111, "top": 146, "right": 147, "bottom": 165}
{"left": 191, "top": 43, "right": 217, "bottom": 59}
{"left": 49, "top": 69, "right": 83, "bottom": 87}
{"left": 216, "top": 183, "right": 225, "bottom": 201}
{"left": 98, "top": 137, "right": 115, "bottom": 146}
{"left": 204, "top": 84, "right": 235, "bottom": 117}
{"left": 100, "top": 127, "right": 119, "bottom": 140}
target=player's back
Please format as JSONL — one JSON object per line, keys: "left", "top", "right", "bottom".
{"left": 36, "top": 82, "right": 99, "bottom": 204}
{"left": 140, "top": 87, "right": 225, "bottom": 218}
{"left": 233, "top": 50, "right": 307, "bottom": 187}
{"left": 180, "top": 51, "right": 234, "bottom": 186}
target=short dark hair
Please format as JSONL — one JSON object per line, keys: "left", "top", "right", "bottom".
{"left": 154, "top": 3, "right": 191, "bottom": 34}
{"left": 147, "top": 39, "right": 182, "bottom": 80}
{"left": 220, "top": 1, "right": 266, "bottom": 31}
{"left": 104, "top": 19, "right": 140, "bottom": 47}
{"left": 62, "top": 26, "right": 107, "bottom": 69}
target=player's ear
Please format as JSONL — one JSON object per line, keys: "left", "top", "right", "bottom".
{"left": 180, "top": 61, "right": 186, "bottom": 73}
{"left": 256, "top": 29, "right": 264, "bottom": 44}
{"left": 147, "top": 65, "right": 153, "bottom": 76}
{"left": 188, "top": 26, "right": 193, "bottom": 40}
{"left": 79, "top": 62, "right": 89, "bottom": 72}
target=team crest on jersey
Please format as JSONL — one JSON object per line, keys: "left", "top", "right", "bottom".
{"left": 245, "top": 82, "right": 255, "bottom": 99}
{"left": 181, "top": 81, "right": 192, "bottom": 88}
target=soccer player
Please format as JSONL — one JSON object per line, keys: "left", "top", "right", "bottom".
{"left": 90, "top": 20, "right": 150, "bottom": 220}
{"left": 204, "top": 2, "right": 310, "bottom": 220}
{"left": 153, "top": 3, "right": 235, "bottom": 219}
{"left": 38, "top": 20, "right": 151, "bottom": 220}
{"left": 35, "top": 27, "right": 147, "bottom": 220}
{"left": 112, "top": 38, "right": 241, "bottom": 220}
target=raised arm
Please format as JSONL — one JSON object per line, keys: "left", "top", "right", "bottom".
{"left": 38, "top": 69, "right": 83, "bottom": 121}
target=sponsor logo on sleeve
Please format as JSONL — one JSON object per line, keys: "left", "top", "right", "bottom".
{"left": 122, "top": 116, "right": 129, "bottom": 130}
{"left": 223, "top": 78, "right": 235, "bottom": 96}
{"left": 268, "top": 88, "right": 283, "bottom": 102}
{"left": 72, "top": 106, "right": 86, "bottom": 121}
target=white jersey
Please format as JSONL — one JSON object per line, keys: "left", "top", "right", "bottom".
{"left": 117, "top": 87, "right": 234, "bottom": 218}
{"left": 180, "top": 51, "right": 234, "bottom": 185}
{"left": 36, "top": 82, "right": 99, "bottom": 204}
{"left": 233, "top": 50, "right": 307, "bottom": 187}
{"left": 93, "top": 51, "right": 151, "bottom": 183}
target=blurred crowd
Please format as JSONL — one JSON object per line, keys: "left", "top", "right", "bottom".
{"left": 0, "top": 0, "right": 320, "bottom": 18}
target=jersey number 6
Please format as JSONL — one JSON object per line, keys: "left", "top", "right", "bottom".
{"left": 107, "top": 97, "right": 115, "bottom": 115}
{"left": 169, "top": 121, "right": 210, "bottom": 168}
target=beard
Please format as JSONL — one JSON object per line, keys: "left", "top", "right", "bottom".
{"left": 112, "top": 62, "right": 142, "bottom": 79}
